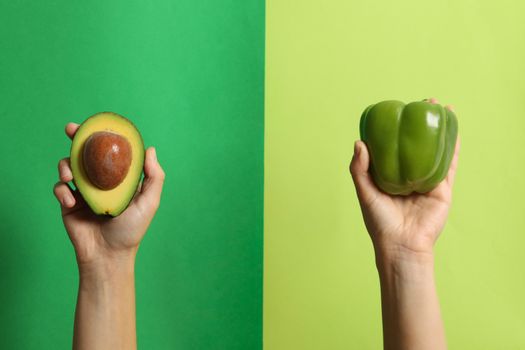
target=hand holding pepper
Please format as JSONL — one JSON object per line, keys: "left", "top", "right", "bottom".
{"left": 350, "top": 99, "right": 460, "bottom": 257}
{"left": 349, "top": 98, "right": 460, "bottom": 350}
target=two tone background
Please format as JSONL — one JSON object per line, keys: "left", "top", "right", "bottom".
{"left": 1, "top": 0, "right": 525, "bottom": 348}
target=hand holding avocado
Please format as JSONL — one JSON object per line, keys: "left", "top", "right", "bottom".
{"left": 54, "top": 116, "right": 165, "bottom": 349}
{"left": 53, "top": 117, "right": 165, "bottom": 266}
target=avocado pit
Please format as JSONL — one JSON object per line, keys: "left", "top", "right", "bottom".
{"left": 83, "top": 131, "right": 132, "bottom": 190}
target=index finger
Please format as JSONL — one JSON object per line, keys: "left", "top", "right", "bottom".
{"left": 65, "top": 123, "right": 80, "bottom": 140}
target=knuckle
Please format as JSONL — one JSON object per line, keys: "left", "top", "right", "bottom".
{"left": 149, "top": 198, "right": 161, "bottom": 211}
{"left": 157, "top": 166, "right": 166, "bottom": 181}
{"left": 154, "top": 172, "right": 165, "bottom": 184}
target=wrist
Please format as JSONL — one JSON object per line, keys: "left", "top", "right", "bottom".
{"left": 78, "top": 251, "right": 136, "bottom": 287}
{"left": 374, "top": 244, "right": 435, "bottom": 282}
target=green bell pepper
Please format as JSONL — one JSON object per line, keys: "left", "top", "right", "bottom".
{"left": 359, "top": 99, "right": 458, "bottom": 195}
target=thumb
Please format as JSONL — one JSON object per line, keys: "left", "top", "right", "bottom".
{"left": 134, "top": 147, "right": 166, "bottom": 217}
{"left": 349, "top": 141, "right": 379, "bottom": 206}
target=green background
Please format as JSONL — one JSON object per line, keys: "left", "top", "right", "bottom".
{"left": 264, "top": 0, "right": 525, "bottom": 349}
{"left": 3, "top": 0, "right": 525, "bottom": 348}
{"left": 0, "top": 1, "right": 264, "bottom": 349}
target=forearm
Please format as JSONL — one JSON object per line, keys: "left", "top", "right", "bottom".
{"left": 376, "top": 248, "right": 446, "bottom": 350}
{"left": 73, "top": 256, "right": 137, "bottom": 350}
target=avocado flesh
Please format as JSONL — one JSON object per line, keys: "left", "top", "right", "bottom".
{"left": 70, "top": 112, "right": 144, "bottom": 216}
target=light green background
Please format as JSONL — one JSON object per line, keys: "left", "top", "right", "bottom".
{"left": 0, "top": 1, "right": 264, "bottom": 349}
{"left": 265, "top": 0, "right": 525, "bottom": 349}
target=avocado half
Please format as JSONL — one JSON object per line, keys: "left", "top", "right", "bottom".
{"left": 70, "top": 112, "right": 144, "bottom": 216}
